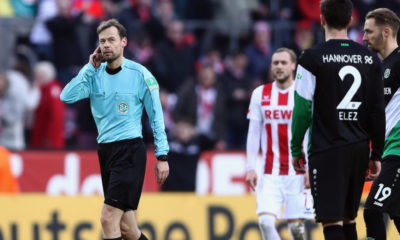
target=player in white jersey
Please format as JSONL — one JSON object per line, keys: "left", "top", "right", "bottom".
{"left": 246, "top": 48, "right": 313, "bottom": 240}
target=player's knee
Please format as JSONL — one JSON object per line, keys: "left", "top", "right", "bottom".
{"left": 258, "top": 214, "right": 278, "bottom": 238}
{"left": 288, "top": 221, "right": 305, "bottom": 240}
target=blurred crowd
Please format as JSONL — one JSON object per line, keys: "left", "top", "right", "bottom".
{"left": 0, "top": 0, "right": 400, "bottom": 154}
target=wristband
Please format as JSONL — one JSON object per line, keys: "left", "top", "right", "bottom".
{"left": 157, "top": 155, "right": 168, "bottom": 162}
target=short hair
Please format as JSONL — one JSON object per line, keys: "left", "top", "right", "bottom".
{"left": 274, "top": 48, "right": 297, "bottom": 63}
{"left": 366, "top": 8, "right": 400, "bottom": 37}
{"left": 97, "top": 18, "right": 127, "bottom": 39}
{"left": 34, "top": 61, "right": 56, "bottom": 81}
{"left": 320, "top": 0, "right": 353, "bottom": 30}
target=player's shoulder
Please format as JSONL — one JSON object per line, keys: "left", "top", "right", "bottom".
{"left": 123, "top": 58, "right": 147, "bottom": 73}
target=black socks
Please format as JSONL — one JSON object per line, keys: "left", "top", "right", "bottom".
{"left": 343, "top": 222, "right": 357, "bottom": 240}
{"left": 323, "top": 225, "right": 345, "bottom": 240}
{"left": 364, "top": 208, "right": 386, "bottom": 240}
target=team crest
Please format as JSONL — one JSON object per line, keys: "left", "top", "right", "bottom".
{"left": 384, "top": 68, "right": 391, "bottom": 79}
{"left": 296, "top": 73, "right": 302, "bottom": 80}
{"left": 117, "top": 101, "right": 129, "bottom": 114}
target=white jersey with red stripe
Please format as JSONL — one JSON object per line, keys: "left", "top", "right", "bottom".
{"left": 247, "top": 82, "right": 298, "bottom": 176}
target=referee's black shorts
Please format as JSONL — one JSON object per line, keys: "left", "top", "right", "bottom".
{"left": 308, "top": 140, "right": 369, "bottom": 222}
{"left": 98, "top": 138, "right": 146, "bottom": 211}
{"left": 365, "top": 155, "right": 400, "bottom": 218}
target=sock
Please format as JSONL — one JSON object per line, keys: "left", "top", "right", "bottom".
{"left": 138, "top": 233, "right": 148, "bottom": 240}
{"left": 323, "top": 225, "right": 345, "bottom": 240}
{"left": 343, "top": 222, "right": 357, "bottom": 240}
{"left": 104, "top": 237, "right": 122, "bottom": 240}
{"left": 393, "top": 216, "right": 400, "bottom": 234}
{"left": 258, "top": 215, "right": 280, "bottom": 240}
{"left": 288, "top": 221, "right": 305, "bottom": 240}
{"left": 364, "top": 208, "right": 386, "bottom": 240}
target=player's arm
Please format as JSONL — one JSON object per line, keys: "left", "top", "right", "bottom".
{"left": 141, "top": 71, "right": 169, "bottom": 184}
{"left": 59, "top": 64, "right": 94, "bottom": 103}
{"left": 246, "top": 119, "right": 262, "bottom": 191}
{"left": 246, "top": 88, "right": 263, "bottom": 191}
{"left": 59, "top": 47, "right": 102, "bottom": 103}
{"left": 365, "top": 60, "right": 385, "bottom": 180}
{"left": 291, "top": 64, "right": 314, "bottom": 171}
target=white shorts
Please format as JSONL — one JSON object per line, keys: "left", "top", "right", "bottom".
{"left": 256, "top": 174, "right": 314, "bottom": 220}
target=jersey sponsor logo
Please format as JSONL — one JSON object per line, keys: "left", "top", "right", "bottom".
{"left": 384, "top": 68, "right": 391, "bottom": 79}
{"left": 264, "top": 109, "right": 292, "bottom": 120}
{"left": 145, "top": 77, "right": 159, "bottom": 91}
{"left": 117, "top": 101, "right": 129, "bottom": 114}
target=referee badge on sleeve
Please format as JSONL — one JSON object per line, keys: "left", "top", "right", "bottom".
{"left": 145, "top": 77, "right": 159, "bottom": 91}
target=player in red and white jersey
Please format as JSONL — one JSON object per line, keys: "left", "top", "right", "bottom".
{"left": 246, "top": 48, "right": 313, "bottom": 240}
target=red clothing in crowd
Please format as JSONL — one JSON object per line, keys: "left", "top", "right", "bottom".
{"left": 297, "top": 0, "right": 321, "bottom": 22}
{"left": 30, "top": 81, "right": 65, "bottom": 148}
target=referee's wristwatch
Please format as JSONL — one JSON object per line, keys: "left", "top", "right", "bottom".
{"left": 157, "top": 155, "right": 168, "bottom": 162}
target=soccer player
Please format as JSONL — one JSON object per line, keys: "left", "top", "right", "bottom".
{"left": 60, "top": 19, "right": 169, "bottom": 240}
{"left": 290, "top": 0, "right": 386, "bottom": 240}
{"left": 246, "top": 47, "right": 313, "bottom": 240}
{"left": 362, "top": 8, "right": 400, "bottom": 239}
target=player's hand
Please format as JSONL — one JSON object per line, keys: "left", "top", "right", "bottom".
{"left": 246, "top": 170, "right": 258, "bottom": 192}
{"left": 304, "top": 171, "right": 310, "bottom": 189}
{"left": 89, "top": 46, "right": 103, "bottom": 68}
{"left": 365, "top": 159, "right": 381, "bottom": 181}
{"left": 292, "top": 154, "right": 306, "bottom": 173}
{"left": 155, "top": 160, "right": 169, "bottom": 185}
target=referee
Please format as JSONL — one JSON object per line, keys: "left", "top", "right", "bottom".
{"left": 363, "top": 8, "right": 400, "bottom": 239}
{"left": 290, "top": 0, "right": 385, "bottom": 239}
{"left": 60, "top": 19, "right": 169, "bottom": 240}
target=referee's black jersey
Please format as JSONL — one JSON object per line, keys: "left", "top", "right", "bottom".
{"left": 291, "top": 39, "right": 385, "bottom": 159}
{"left": 382, "top": 47, "right": 400, "bottom": 105}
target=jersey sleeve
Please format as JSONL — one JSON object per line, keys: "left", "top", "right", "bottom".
{"left": 60, "top": 63, "right": 94, "bottom": 103}
{"left": 367, "top": 59, "right": 385, "bottom": 160}
{"left": 140, "top": 67, "right": 169, "bottom": 157}
{"left": 291, "top": 53, "right": 315, "bottom": 158}
{"left": 246, "top": 119, "right": 262, "bottom": 171}
{"left": 247, "top": 86, "right": 263, "bottom": 121}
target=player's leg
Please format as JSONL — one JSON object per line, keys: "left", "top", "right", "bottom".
{"left": 283, "top": 175, "right": 311, "bottom": 240}
{"left": 342, "top": 219, "right": 357, "bottom": 240}
{"left": 364, "top": 155, "right": 400, "bottom": 240}
{"left": 100, "top": 204, "right": 124, "bottom": 239}
{"left": 342, "top": 141, "right": 370, "bottom": 240}
{"left": 322, "top": 221, "right": 345, "bottom": 240}
{"left": 258, "top": 213, "right": 281, "bottom": 240}
{"left": 287, "top": 219, "right": 305, "bottom": 240}
{"left": 120, "top": 210, "right": 148, "bottom": 240}
{"left": 393, "top": 216, "right": 400, "bottom": 233}
{"left": 256, "top": 175, "right": 283, "bottom": 240}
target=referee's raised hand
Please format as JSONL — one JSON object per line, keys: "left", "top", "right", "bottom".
{"left": 89, "top": 46, "right": 103, "bottom": 68}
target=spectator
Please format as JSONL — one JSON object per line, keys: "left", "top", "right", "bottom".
{"left": 153, "top": 19, "right": 196, "bottom": 93}
{"left": 245, "top": 21, "right": 275, "bottom": 82}
{"left": 220, "top": 51, "right": 252, "bottom": 149}
{"left": 0, "top": 70, "right": 40, "bottom": 151}
{"left": 173, "top": 64, "right": 226, "bottom": 150}
{"left": 30, "top": 62, "right": 65, "bottom": 149}
{"left": 0, "top": 146, "right": 19, "bottom": 193}
{"left": 296, "top": 0, "right": 321, "bottom": 22}
{"left": 289, "top": 19, "right": 315, "bottom": 56}
{"left": 29, "top": 0, "right": 58, "bottom": 60}
{"left": 197, "top": 48, "right": 225, "bottom": 75}
{"left": 46, "top": 0, "right": 84, "bottom": 85}
{"left": 162, "top": 120, "right": 200, "bottom": 191}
